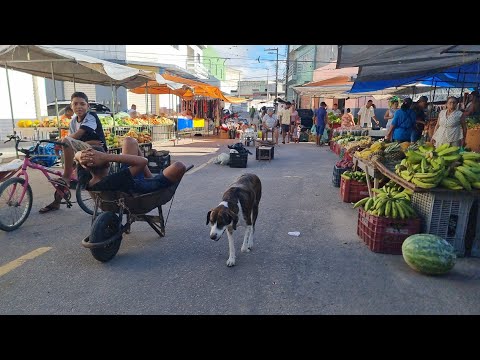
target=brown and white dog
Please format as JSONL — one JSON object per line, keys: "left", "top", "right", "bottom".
{"left": 206, "top": 173, "right": 262, "bottom": 267}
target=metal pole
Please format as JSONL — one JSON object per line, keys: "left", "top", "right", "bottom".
{"left": 5, "top": 64, "right": 18, "bottom": 158}
{"left": 275, "top": 48, "right": 279, "bottom": 102}
{"left": 50, "top": 62, "right": 61, "bottom": 131}
{"left": 285, "top": 45, "right": 290, "bottom": 100}
{"left": 145, "top": 81, "right": 149, "bottom": 115}
{"left": 266, "top": 68, "right": 269, "bottom": 101}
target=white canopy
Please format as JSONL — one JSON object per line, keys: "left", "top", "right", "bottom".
{"left": 0, "top": 45, "right": 153, "bottom": 88}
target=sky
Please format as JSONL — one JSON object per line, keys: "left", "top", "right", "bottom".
{"left": 209, "top": 45, "right": 287, "bottom": 82}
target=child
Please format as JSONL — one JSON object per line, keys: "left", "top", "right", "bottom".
{"left": 76, "top": 137, "right": 186, "bottom": 194}
{"left": 292, "top": 124, "right": 302, "bottom": 143}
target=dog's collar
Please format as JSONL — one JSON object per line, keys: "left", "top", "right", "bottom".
{"left": 218, "top": 201, "right": 229, "bottom": 208}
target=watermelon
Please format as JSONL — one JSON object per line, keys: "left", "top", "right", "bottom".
{"left": 402, "top": 234, "right": 456, "bottom": 275}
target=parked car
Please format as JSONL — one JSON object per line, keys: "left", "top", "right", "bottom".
{"left": 47, "top": 100, "right": 111, "bottom": 116}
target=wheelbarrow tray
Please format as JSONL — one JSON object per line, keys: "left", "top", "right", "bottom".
{"left": 90, "top": 181, "right": 180, "bottom": 214}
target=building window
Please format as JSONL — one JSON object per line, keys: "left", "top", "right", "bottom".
{"left": 171, "top": 45, "right": 179, "bottom": 50}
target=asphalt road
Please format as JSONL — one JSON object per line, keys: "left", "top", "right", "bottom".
{"left": 0, "top": 137, "right": 479, "bottom": 314}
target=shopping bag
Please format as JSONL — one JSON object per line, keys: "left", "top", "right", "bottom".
{"left": 321, "top": 128, "right": 329, "bottom": 143}
{"left": 311, "top": 124, "right": 317, "bottom": 135}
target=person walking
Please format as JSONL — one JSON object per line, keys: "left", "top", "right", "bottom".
{"left": 315, "top": 102, "right": 328, "bottom": 146}
{"left": 278, "top": 101, "right": 293, "bottom": 144}
{"left": 358, "top": 100, "right": 380, "bottom": 128}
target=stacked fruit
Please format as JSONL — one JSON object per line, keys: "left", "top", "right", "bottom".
{"left": 341, "top": 170, "right": 367, "bottom": 183}
{"left": 395, "top": 143, "right": 480, "bottom": 190}
{"left": 353, "top": 183, "right": 416, "bottom": 219}
{"left": 441, "top": 150, "right": 480, "bottom": 190}
{"left": 355, "top": 140, "right": 384, "bottom": 160}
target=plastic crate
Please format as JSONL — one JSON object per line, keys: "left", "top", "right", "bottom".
{"left": 147, "top": 154, "right": 171, "bottom": 174}
{"left": 256, "top": 146, "right": 274, "bottom": 160}
{"left": 229, "top": 152, "right": 248, "bottom": 168}
{"left": 411, "top": 192, "right": 475, "bottom": 257}
{"left": 340, "top": 177, "right": 369, "bottom": 203}
{"left": 357, "top": 207, "right": 421, "bottom": 254}
{"left": 332, "top": 165, "right": 349, "bottom": 187}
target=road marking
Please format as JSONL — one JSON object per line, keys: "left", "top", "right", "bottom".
{"left": 0, "top": 247, "right": 51, "bottom": 277}
{"left": 185, "top": 157, "right": 215, "bottom": 175}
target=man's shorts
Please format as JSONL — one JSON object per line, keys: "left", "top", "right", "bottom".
{"left": 282, "top": 124, "right": 290, "bottom": 133}
{"left": 120, "top": 163, "right": 173, "bottom": 193}
{"left": 316, "top": 125, "right": 325, "bottom": 135}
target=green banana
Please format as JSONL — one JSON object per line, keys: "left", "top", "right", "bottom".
{"left": 454, "top": 170, "right": 472, "bottom": 191}
{"left": 472, "top": 182, "right": 480, "bottom": 190}
{"left": 442, "top": 154, "right": 462, "bottom": 163}
{"left": 421, "top": 158, "right": 427, "bottom": 173}
{"left": 395, "top": 200, "right": 406, "bottom": 219}
{"left": 391, "top": 202, "right": 398, "bottom": 219}
{"left": 411, "top": 178, "right": 438, "bottom": 189}
{"left": 437, "top": 146, "right": 460, "bottom": 156}
{"left": 353, "top": 197, "right": 369, "bottom": 209}
{"left": 461, "top": 152, "right": 480, "bottom": 160}
{"left": 364, "top": 198, "right": 374, "bottom": 211}
{"left": 462, "top": 159, "right": 480, "bottom": 168}
{"left": 457, "top": 166, "right": 479, "bottom": 183}
{"left": 385, "top": 200, "right": 392, "bottom": 218}
{"left": 435, "top": 143, "right": 450, "bottom": 153}
{"left": 441, "top": 178, "right": 463, "bottom": 190}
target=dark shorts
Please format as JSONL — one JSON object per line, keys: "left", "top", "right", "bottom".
{"left": 282, "top": 124, "right": 290, "bottom": 133}
{"left": 120, "top": 164, "right": 173, "bottom": 193}
{"left": 316, "top": 125, "right": 325, "bottom": 135}
{"left": 133, "top": 173, "right": 173, "bottom": 193}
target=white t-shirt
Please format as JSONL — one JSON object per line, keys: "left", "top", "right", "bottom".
{"left": 358, "top": 105, "right": 376, "bottom": 125}
{"left": 262, "top": 114, "right": 277, "bottom": 129}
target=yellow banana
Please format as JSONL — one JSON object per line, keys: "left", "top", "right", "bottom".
{"left": 437, "top": 146, "right": 460, "bottom": 156}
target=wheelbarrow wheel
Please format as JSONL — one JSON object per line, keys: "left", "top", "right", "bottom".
{"left": 89, "top": 211, "right": 122, "bottom": 262}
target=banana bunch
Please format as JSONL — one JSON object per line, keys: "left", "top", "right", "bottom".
{"left": 440, "top": 149, "right": 480, "bottom": 190}
{"left": 353, "top": 185, "right": 416, "bottom": 219}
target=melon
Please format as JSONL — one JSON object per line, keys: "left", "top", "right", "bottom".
{"left": 402, "top": 234, "right": 456, "bottom": 275}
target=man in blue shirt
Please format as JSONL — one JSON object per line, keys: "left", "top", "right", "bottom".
{"left": 315, "top": 102, "right": 328, "bottom": 146}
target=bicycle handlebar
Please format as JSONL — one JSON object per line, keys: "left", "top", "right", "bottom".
{"left": 4, "top": 134, "right": 68, "bottom": 155}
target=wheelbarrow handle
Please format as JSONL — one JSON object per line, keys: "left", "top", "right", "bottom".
{"left": 186, "top": 164, "right": 194, "bottom": 172}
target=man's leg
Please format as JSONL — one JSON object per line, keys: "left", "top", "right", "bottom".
{"left": 121, "top": 136, "right": 153, "bottom": 178}
{"left": 162, "top": 162, "right": 187, "bottom": 183}
{"left": 40, "top": 137, "right": 91, "bottom": 213}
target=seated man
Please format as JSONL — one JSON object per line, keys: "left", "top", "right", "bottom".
{"left": 76, "top": 137, "right": 186, "bottom": 193}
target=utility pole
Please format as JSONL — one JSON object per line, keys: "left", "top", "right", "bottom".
{"left": 266, "top": 68, "right": 269, "bottom": 101}
{"left": 265, "top": 47, "right": 279, "bottom": 104}
{"left": 285, "top": 45, "right": 290, "bottom": 101}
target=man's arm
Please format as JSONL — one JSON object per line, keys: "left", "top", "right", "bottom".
{"left": 79, "top": 148, "right": 147, "bottom": 177}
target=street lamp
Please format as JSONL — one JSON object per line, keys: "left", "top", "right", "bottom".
{"left": 264, "top": 47, "right": 279, "bottom": 104}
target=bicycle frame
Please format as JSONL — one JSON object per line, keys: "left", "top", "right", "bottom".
{"left": 6, "top": 155, "right": 77, "bottom": 207}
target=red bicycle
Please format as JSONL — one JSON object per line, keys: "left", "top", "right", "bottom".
{"left": 0, "top": 134, "right": 94, "bottom": 231}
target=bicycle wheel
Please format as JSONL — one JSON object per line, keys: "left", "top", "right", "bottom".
{"left": 76, "top": 183, "right": 94, "bottom": 215}
{"left": 89, "top": 211, "right": 122, "bottom": 262}
{"left": 0, "top": 177, "right": 33, "bottom": 231}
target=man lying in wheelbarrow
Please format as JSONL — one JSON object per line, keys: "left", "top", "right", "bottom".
{"left": 75, "top": 137, "right": 187, "bottom": 193}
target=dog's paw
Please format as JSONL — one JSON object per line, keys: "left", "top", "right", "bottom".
{"left": 241, "top": 245, "right": 250, "bottom": 253}
{"left": 226, "top": 258, "right": 236, "bottom": 267}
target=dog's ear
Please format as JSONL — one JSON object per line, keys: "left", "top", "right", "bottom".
{"left": 206, "top": 210, "right": 212, "bottom": 225}
{"left": 229, "top": 210, "right": 239, "bottom": 230}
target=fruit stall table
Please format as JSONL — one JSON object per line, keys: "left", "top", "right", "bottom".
{"left": 352, "top": 155, "right": 384, "bottom": 196}
{"left": 367, "top": 129, "right": 388, "bottom": 139}
{"left": 372, "top": 158, "right": 480, "bottom": 257}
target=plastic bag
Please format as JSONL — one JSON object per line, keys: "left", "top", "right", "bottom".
{"left": 311, "top": 124, "right": 317, "bottom": 135}
{"left": 321, "top": 128, "right": 329, "bottom": 143}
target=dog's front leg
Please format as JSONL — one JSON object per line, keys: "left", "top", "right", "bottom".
{"left": 226, "top": 228, "right": 236, "bottom": 267}
{"left": 241, "top": 226, "right": 252, "bottom": 252}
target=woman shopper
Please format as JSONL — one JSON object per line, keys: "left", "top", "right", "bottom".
{"left": 432, "top": 96, "right": 466, "bottom": 147}
{"left": 384, "top": 97, "right": 399, "bottom": 130}
{"left": 385, "top": 98, "right": 416, "bottom": 142}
